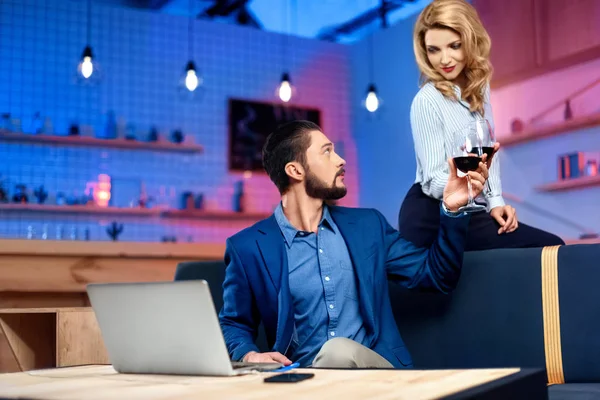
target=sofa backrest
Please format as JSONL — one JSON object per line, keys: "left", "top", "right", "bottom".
{"left": 389, "top": 247, "right": 546, "bottom": 371}
{"left": 175, "top": 260, "right": 270, "bottom": 352}
{"left": 175, "top": 244, "right": 600, "bottom": 383}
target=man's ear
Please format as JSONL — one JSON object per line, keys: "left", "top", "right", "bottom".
{"left": 284, "top": 161, "right": 305, "bottom": 182}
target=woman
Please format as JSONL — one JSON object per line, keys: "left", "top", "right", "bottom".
{"left": 398, "top": 0, "right": 564, "bottom": 251}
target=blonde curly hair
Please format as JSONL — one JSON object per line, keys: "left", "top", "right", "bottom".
{"left": 413, "top": 0, "right": 492, "bottom": 115}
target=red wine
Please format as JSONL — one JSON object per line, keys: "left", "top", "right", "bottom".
{"left": 454, "top": 156, "right": 482, "bottom": 173}
{"left": 469, "top": 146, "right": 494, "bottom": 160}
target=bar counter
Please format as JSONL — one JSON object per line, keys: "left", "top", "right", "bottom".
{"left": 0, "top": 239, "right": 225, "bottom": 372}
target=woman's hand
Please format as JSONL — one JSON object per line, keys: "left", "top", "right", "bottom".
{"left": 490, "top": 205, "right": 519, "bottom": 234}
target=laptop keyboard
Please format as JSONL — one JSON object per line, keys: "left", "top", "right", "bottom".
{"left": 231, "top": 361, "right": 282, "bottom": 371}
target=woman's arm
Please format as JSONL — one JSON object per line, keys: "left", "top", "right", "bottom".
{"left": 410, "top": 94, "right": 448, "bottom": 201}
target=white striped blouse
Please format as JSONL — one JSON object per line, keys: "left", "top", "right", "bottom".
{"left": 409, "top": 82, "right": 505, "bottom": 212}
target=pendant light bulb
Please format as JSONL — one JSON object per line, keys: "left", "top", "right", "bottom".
{"left": 185, "top": 61, "right": 199, "bottom": 92}
{"left": 79, "top": 46, "right": 94, "bottom": 79}
{"left": 278, "top": 73, "right": 292, "bottom": 103}
{"left": 365, "top": 84, "right": 379, "bottom": 113}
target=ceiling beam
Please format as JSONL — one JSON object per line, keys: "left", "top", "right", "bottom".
{"left": 197, "top": 0, "right": 250, "bottom": 18}
{"left": 235, "top": 6, "right": 262, "bottom": 28}
{"left": 317, "top": 0, "right": 415, "bottom": 41}
{"left": 145, "top": 0, "right": 173, "bottom": 9}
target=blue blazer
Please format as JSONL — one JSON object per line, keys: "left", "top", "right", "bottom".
{"left": 218, "top": 205, "right": 470, "bottom": 368}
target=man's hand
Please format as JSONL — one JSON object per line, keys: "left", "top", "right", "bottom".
{"left": 243, "top": 351, "right": 292, "bottom": 365}
{"left": 490, "top": 205, "right": 519, "bottom": 234}
{"left": 442, "top": 156, "right": 488, "bottom": 212}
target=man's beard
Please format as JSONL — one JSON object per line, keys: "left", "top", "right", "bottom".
{"left": 304, "top": 167, "right": 347, "bottom": 200}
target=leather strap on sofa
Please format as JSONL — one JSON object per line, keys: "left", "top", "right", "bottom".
{"left": 542, "top": 245, "right": 564, "bottom": 385}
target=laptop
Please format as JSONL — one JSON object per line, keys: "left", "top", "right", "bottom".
{"left": 86, "top": 280, "right": 283, "bottom": 376}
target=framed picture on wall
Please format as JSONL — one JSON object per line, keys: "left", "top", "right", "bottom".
{"left": 228, "top": 98, "right": 322, "bottom": 172}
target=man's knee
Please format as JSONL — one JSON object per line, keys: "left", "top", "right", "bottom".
{"left": 312, "top": 338, "right": 358, "bottom": 368}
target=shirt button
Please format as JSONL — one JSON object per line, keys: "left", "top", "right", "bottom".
{"left": 319, "top": 249, "right": 323, "bottom": 253}
{"left": 329, "top": 304, "right": 334, "bottom": 309}
{"left": 320, "top": 227, "right": 324, "bottom": 231}
{"left": 324, "top": 276, "right": 330, "bottom": 281}
{"left": 330, "top": 331, "right": 335, "bottom": 337}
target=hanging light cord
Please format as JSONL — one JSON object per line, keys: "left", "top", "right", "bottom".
{"left": 86, "top": 0, "right": 91, "bottom": 46}
{"left": 368, "top": 34, "right": 374, "bottom": 84}
{"left": 282, "top": 0, "right": 288, "bottom": 69}
{"left": 291, "top": 0, "right": 296, "bottom": 71}
{"left": 188, "top": 0, "right": 194, "bottom": 61}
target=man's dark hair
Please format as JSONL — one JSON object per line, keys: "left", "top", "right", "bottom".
{"left": 262, "top": 120, "right": 321, "bottom": 194}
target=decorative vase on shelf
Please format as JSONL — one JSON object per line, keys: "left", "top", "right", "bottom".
{"left": 12, "top": 184, "right": 28, "bottom": 203}
{"left": 100, "top": 111, "right": 117, "bottom": 139}
{"left": 510, "top": 118, "right": 524, "bottom": 134}
{"left": 195, "top": 193, "right": 204, "bottom": 210}
{"left": 181, "top": 192, "right": 194, "bottom": 210}
{"left": 125, "top": 123, "right": 136, "bottom": 141}
{"left": 33, "top": 185, "right": 48, "bottom": 204}
{"left": 56, "top": 192, "right": 66, "bottom": 205}
{"left": 171, "top": 129, "right": 184, "bottom": 144}
{"left": 564, "top": 100, "right": 573, "bottom": 121}
{"left": 1, "top": 113, "right": 11, "bottom": 131}
{"left": 42, "top": 117, "right": 54, "bottom": 134}
{"left": 148, "top": 126, "right": 159, "bottom": 142}
{"left": 68, "top": 123, "right": 80, "bottom": 136}
{"left": 26, "top": 112, "right": 43, "bottom": 134}
{"left": 232, "top": 181, "right": 245, "bottom": 213}
{"left": 0, "top": 179, "right": 8, "bottom": 203}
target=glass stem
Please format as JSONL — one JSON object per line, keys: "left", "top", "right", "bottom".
{"left": 467, "top": 175, "right": 473, "bottom": 205}
{"left": 484, "top": 181, "right": 492, "bottom": 196}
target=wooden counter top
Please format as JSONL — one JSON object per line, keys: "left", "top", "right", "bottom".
{"left": 0, "top": 239, "right": 226, "bottom": 259}
{"left": 0, "top": 239, "right": 226, "bottom": 295}
{"left": 0, "top": 364, "right": 529, "bottom": 400}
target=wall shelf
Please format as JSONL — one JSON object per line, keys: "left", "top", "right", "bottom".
{"left": 535, "top": 175, "right": 600, "bottom": 193}
{"left": 0, "top": 203, "right": 270, "bottom": 221}
{"left": 565, "top": 237, "right": 600, "bottom": 245}
{"left": 0, "top": 130, "right": 204, "bottom": 153}
{"left": 500, "top": 112, "right": 600, "bottom": 147}
{"left": 0, "top": 203, "right": 161, "bottom": 216}
{"left": 161, "top": 209, "right": 270, "bottom": 221}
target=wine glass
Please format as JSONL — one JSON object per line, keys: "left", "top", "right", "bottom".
{"left": 472, "top": 119, "right": 495, "bottom": 196}
{"left": 451, "top": 124, "right": 487, "bottom": 213}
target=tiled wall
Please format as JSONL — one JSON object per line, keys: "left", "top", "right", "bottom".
{"left": 0, "top": 0, "right": 357, "bottom": 242}
{"left": 350, "top": 13, "right": 421, "bottom": 226}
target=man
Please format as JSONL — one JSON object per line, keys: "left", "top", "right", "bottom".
{"left": 219, "top": 120, "right": 491, "bottom": 368}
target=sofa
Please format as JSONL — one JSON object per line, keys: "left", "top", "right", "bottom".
{"left": 175, "top": 244, "right": 600, "bottom": 400}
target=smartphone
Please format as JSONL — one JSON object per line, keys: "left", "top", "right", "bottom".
{"left": 264, "top": 373, "right": 315, "bottom": 383}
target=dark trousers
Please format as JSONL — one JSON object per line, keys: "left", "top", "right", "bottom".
{"left": 398, "top": 184, "right": 565, "bottom": 251}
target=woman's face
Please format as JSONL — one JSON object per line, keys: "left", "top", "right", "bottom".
{"left": 424, "top": 28, "right": 466, "bottom": 83}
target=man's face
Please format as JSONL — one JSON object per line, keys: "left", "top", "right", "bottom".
{"left": 302, "top": 130, "right": 347, "bottom": 200}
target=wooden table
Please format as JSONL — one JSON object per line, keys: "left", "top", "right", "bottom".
{"left": 0, "top": 308, "right": 109, "bottom": 373}
{"left": 0, "top": 239, "right": 225, "bottom": 372}
{"left": 0, "top": 365, "right": 547, "bottom": 400}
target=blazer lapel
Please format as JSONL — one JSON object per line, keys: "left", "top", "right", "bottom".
{"left": 330, "top": 207, "right": 376, "bottom": 333}
{"left": 256, "top": 216, "right": 286, "bottom": 293}
{"left": 255, "top": 216, "right": 294, "bottom": 352}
